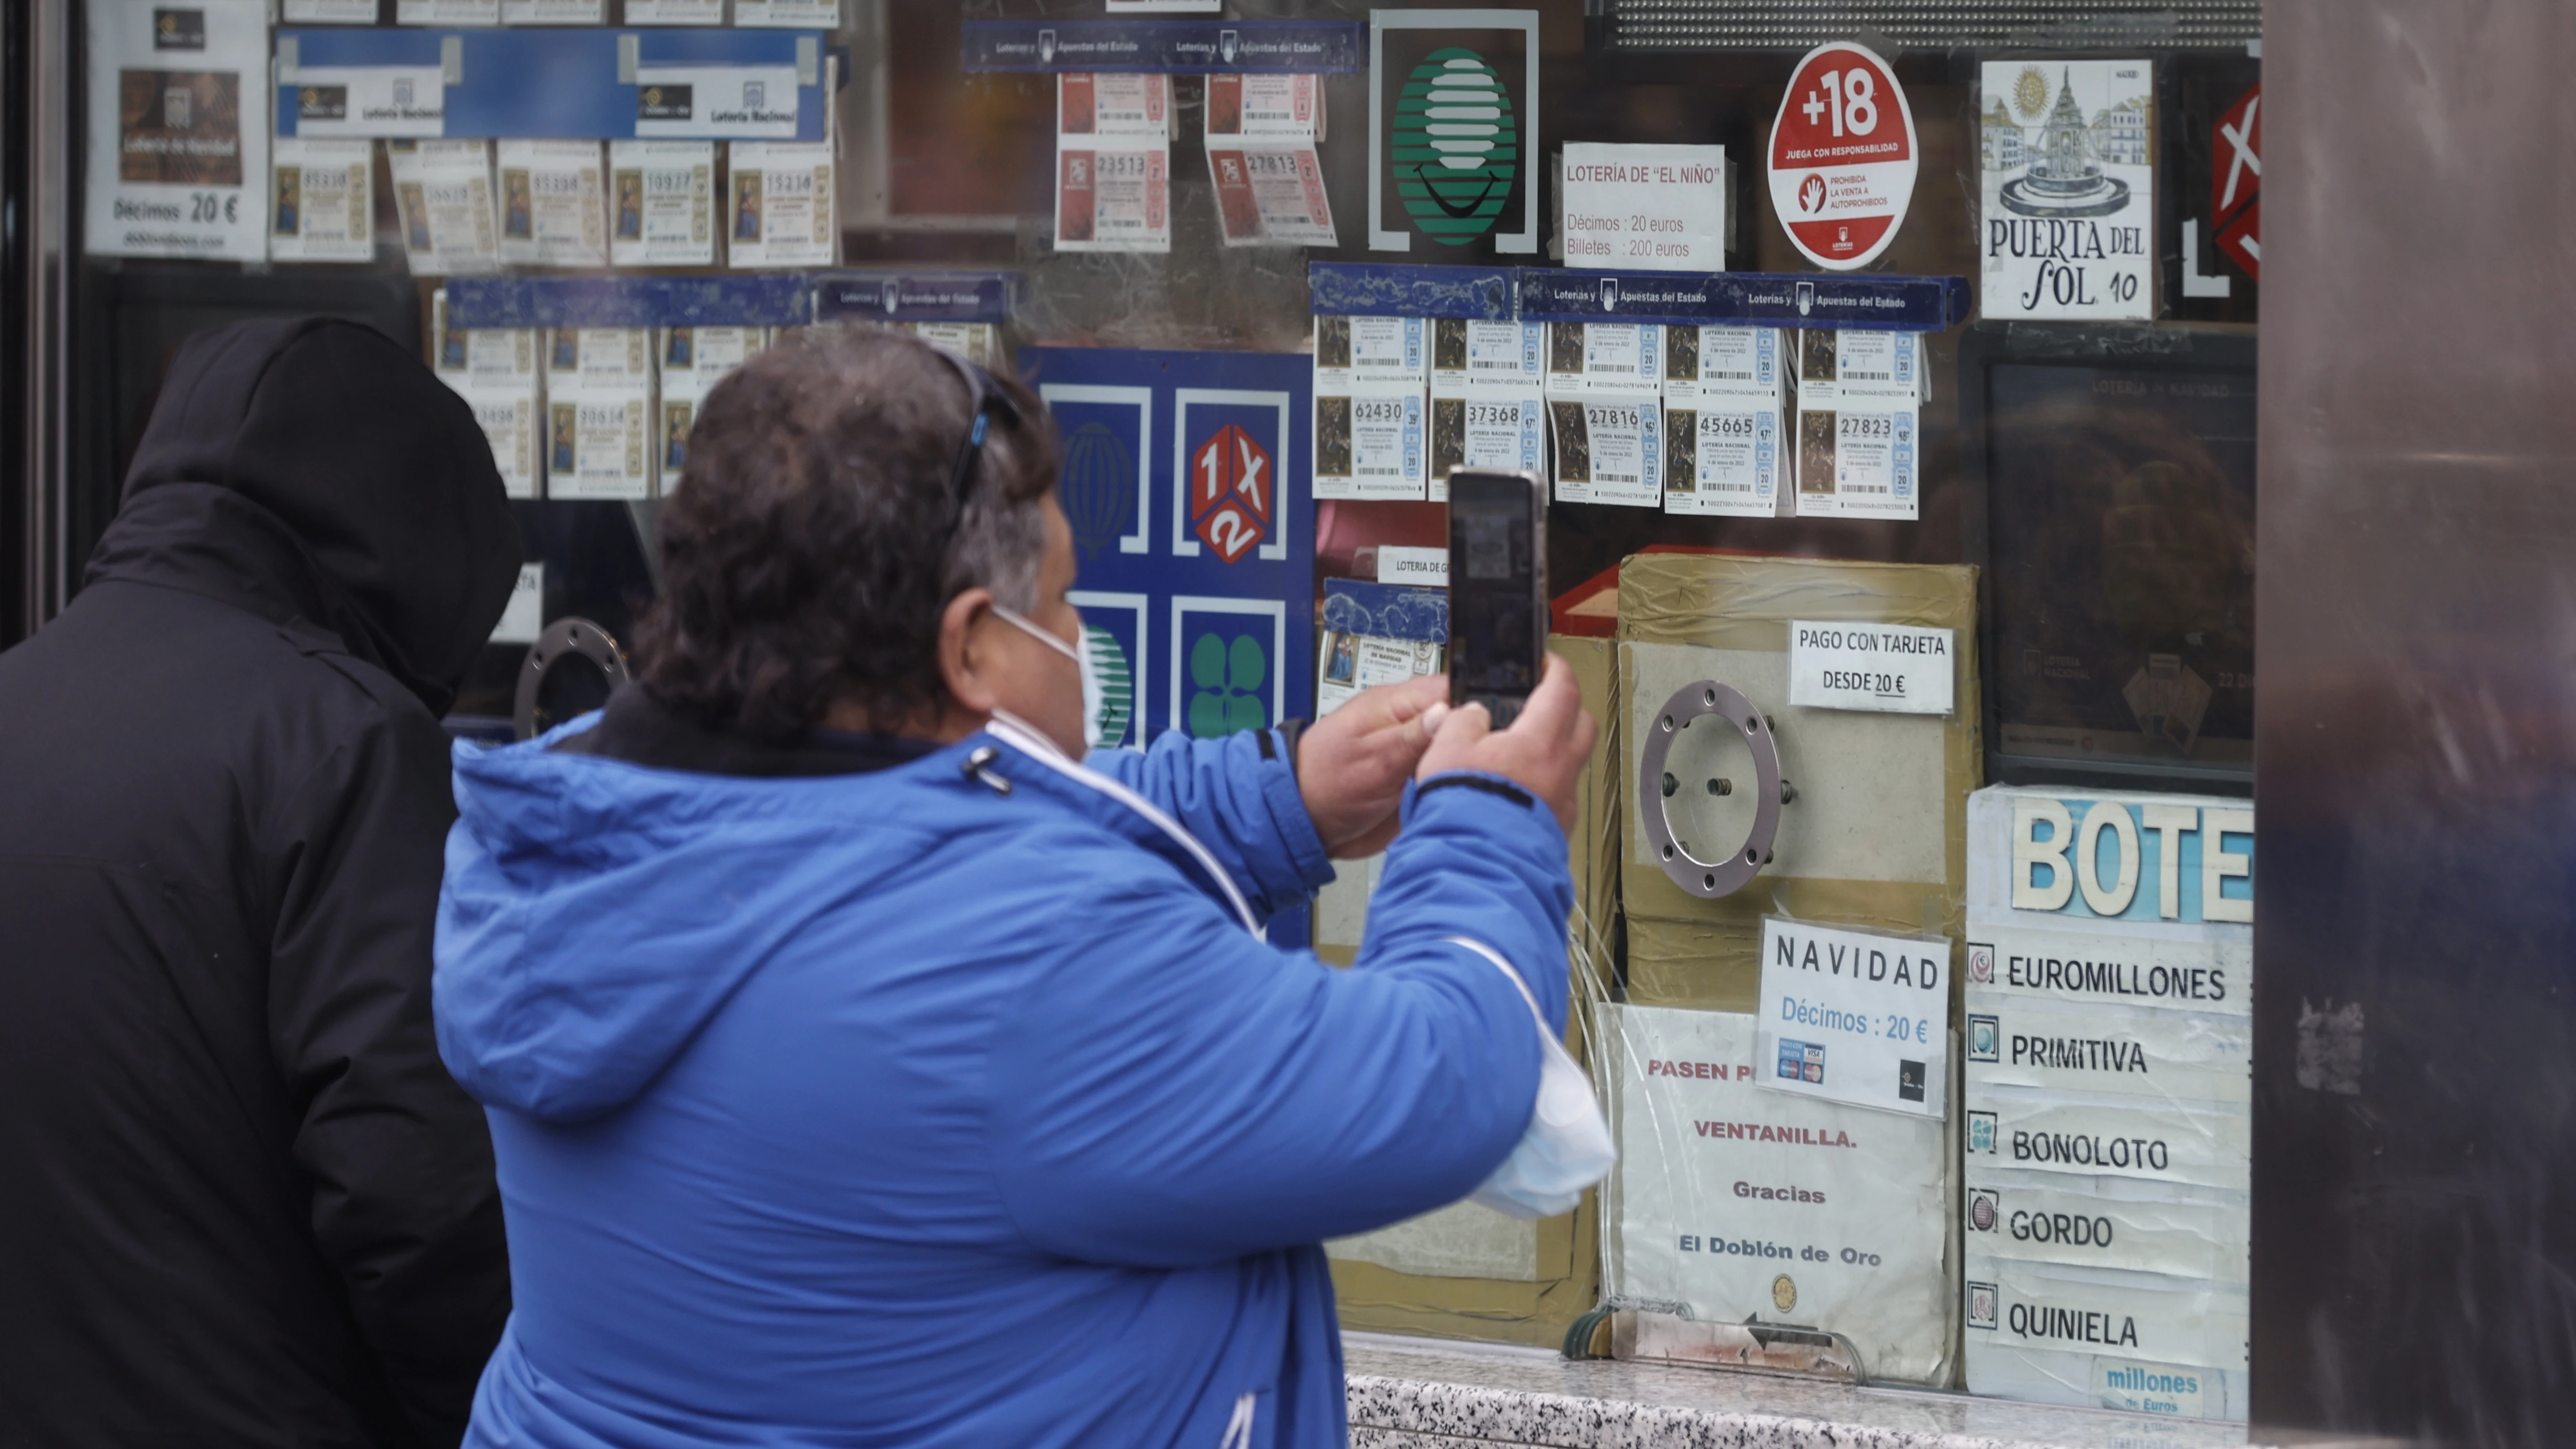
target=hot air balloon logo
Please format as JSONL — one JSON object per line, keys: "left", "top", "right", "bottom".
{"left": 1059, "top": 419, "right": 1136, "bottom": 561}
{"left": 1392, "top": 48, "right": 1517, "bottom": 246}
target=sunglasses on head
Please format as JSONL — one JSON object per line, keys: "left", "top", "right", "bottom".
{"left": 933, "top": 347, "right": 1024, "bottom": 536}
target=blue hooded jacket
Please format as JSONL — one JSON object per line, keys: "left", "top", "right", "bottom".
{"left": 434, "top": 697, "right": 1573, "bottom": 1449}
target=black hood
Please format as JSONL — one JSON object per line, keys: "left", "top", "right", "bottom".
{"left": 90, "top": 317, "right": 521, "bottom": 716}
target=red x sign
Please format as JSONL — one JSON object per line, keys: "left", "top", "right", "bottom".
{"left": 2212, "top": 83, "right": 2260, "bottom": 281}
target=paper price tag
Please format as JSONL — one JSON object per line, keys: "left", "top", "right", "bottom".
{"left": 1561, "top": 142, "right": 1725, "bottom": 271}
{"left": 1756, "top": 917, "right": 1952, "bottom": 1119}
{"left": 1788, "top": 621, "right": 1955, "bottom": 715}
{"left": 1373, "top": 547, "right": 1448, "bottom": 587}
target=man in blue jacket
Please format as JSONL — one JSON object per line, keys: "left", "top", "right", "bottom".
{"left": 435, "top": 326, "right": 1596, "bottom": 1449}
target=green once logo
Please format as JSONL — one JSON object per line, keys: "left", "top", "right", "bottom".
{"left": 1393, "top": 48, "right": 1516, "bottom": 246}
{"left": 1082, "top": 623, "right": 1134, "bottom": 749}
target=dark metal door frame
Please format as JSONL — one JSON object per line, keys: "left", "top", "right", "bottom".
{"left": 5, "top": 0, "right": 72, "bottom": 647}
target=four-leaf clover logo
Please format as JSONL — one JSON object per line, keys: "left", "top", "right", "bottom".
{"left": 1186, "top": 632, "right": 1268, "bottom": 738}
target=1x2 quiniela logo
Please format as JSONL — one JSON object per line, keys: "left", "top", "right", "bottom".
{"left": 1391, "top": 48, "right": 1515, "bottom": 245}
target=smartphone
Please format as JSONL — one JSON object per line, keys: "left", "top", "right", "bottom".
{"left": 1447, "top": 468, "right": 1547, "bottom": 728}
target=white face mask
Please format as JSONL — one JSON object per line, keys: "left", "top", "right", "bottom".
{"left": 992, "top": 603, "right": 1105, "bottom": 752}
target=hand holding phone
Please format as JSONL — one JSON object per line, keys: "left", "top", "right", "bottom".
{"left": 1417, "top": 654, "right": 1597, "bottom": 834}
{"left": 1447, "top": 468, "right": 1546, "bottom": 728}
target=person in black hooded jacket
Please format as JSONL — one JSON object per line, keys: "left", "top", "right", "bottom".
{"left": 0, "top": 318, "right": 521, "bottom": 1448}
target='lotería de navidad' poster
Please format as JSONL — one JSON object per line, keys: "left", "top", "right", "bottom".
{"left": 86, "top": 0, "right": 270, "bottom": 261}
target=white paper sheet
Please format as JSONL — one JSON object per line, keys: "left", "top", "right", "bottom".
{"left": 496, "top": 139, "right": 607, "bottom": 268}
{"left": 1610, "top": 1004, "right": 1953, "bottom": 1387}
{"left": 608, "top": 140, "right": 715, "bottom": 266}
{"left": 84, "top": 0, "right": 269, "bottom": 261}
{"left": 267, "top": 137, "right": 375, "bottom": 262}
{"left": 390, "top": 139, "right": 500, "bottom": 275}
{"left": 725, "top": 141, "right": 836, "bottom": 268}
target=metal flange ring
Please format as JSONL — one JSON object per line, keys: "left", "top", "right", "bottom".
{"left": 514, "top": 616, "right": 632, "bottom": 740}
{"left": 1638, "top": 680, "right": 1784, "bottom": 899}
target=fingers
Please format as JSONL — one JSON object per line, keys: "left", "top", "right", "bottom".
{"left": 1417, "top": 700, "right": 1492, "bottom": 780}
{"left": 1505, "top": 654, "right": 1583, "bottom": 745}
{"left": 1419, "top": 702, "right": 1451, "bottom": 739}
{"left": 1374, "top": 672, "right": 1448, "bottom": 724}
{"left": 1569, "top": 704, "right": 1601, "bottom": 764}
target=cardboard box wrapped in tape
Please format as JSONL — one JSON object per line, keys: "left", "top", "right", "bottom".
{"left": 1618, "top": 554, "right": 1981, "bottom": 1012}
{"left": 1322, "top": 634, "right": 1620, "bottom": 1348}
